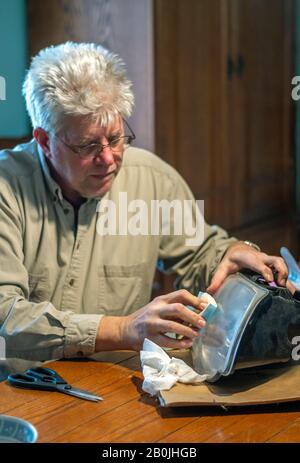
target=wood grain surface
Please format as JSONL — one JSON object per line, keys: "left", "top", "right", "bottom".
{"left": 1, "top": 352, "right": 300, "bottom": 443}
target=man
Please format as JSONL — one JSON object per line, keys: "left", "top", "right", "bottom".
{"left": 0, "top": 42, "right": 287, "bottom": 361}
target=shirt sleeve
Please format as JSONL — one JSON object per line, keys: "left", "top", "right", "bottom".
{"left": 0, "top": 180, "right": 102, "bottom": 361}
{"left": 157, "top": 169, "right": 238, "bottom": 294}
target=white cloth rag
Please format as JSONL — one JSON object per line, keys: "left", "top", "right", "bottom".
{"left": 140, "top": 338, "right": 209, "bottom": 396}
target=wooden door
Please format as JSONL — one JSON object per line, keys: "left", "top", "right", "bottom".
{"left": 153, "top": 0, "right": 296, "bottom": 295}
{"left": 155, "top": 0, "right": 232, "bottom": 227}
{"left": 155, "top": 0, "right": 296, "bottom": 247}
{"left": 228, "top": 0, "right": 295, "bottom": 229}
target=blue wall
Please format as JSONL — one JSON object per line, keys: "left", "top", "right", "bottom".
{"left": 0, "top": 0, "right": 30, "bottom": 137}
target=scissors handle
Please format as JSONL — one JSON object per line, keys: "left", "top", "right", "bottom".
{"left": 7, "top": 373, "right": 61, "bottom": 391}
{"left": 7, "top": 367, "right": 102, "bottom": 401}
{"left": 26, "top": 367, "right": 67, "bottom": 384}
{"left": 7, "top": 367, "right": 69, "bottom": 391}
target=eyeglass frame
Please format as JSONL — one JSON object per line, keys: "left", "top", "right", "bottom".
{"left": 52, "top": 119, "right": 136, "bottom": 160}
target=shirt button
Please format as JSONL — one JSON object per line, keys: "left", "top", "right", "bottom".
{"left": 64, "top": 209, "right": 69, "bottom": 214}
{"left": 69, "top": 279, "right": 75, "bottom": 286}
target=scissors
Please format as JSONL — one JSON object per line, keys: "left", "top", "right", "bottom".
{"left": 7, "top": 366, "right": 102, "bottom": 402}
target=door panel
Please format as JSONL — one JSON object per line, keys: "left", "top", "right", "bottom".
{"left": 155, "top": 0, "right": 233, "bottom": 227}
{"left": 230, "top": 0, "right": 294, "bottom": 227}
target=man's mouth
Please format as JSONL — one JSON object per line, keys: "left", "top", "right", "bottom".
{"left": 89, "top": 171, "right": 116, "bottom": 179}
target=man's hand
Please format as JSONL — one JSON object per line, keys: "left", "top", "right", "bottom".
{"left": 286, "top": 280, "right": 296, "bottom": 295}
{"left": 206, "top": 241, "right": 288, "bottom": 295}
{"left": 95, "top": 289, "right": 207, "bottom": 352}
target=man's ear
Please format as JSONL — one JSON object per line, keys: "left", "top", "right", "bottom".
{"left": 33, "top": 127, "right": 51, "bottom": 158}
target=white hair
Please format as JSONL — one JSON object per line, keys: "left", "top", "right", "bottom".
{"left": 23, "top": 41, "right": 134, "bottom": 132}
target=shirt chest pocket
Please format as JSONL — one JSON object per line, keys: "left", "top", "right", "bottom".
{"left": 97, "top": 263, "right": 150, "bottom": 316}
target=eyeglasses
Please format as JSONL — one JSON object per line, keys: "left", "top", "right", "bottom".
{"left": 54, "top": 119, "right": 136, "bottom": 160}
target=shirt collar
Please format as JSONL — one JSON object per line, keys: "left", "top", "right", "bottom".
{"left": 37, "top": 142, "right": 64, "bottom": 202}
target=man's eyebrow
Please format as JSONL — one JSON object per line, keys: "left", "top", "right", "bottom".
{"left": 75, "top": 130, "right": 122, "bottom": 146}
{"left": 76, "top": 137, "right": 99, "bottom": 145}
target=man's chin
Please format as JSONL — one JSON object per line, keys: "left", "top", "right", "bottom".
{"left": 83, "top": 180, "right": 114, "bottom": 199}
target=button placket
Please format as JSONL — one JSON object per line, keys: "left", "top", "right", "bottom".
{"left": 60, "top": 220, "right": 88, "bottom": 312}
{"left": 60, "top": 200, "right": 97, "bottom": 312}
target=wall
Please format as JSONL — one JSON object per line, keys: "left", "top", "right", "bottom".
{"left": 27, "top": 0, "right": 154, "bottom": 152}
{"left": 0, "top": 0, "right": 29, "bottom": 138}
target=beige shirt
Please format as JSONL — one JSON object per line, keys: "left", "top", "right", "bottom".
{"left": 0, "top": 140, "right": 236, "bottom": 360}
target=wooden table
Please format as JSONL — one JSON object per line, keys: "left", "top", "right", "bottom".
{"left": 1, "top": 351, "right": 300, "bottom": 443}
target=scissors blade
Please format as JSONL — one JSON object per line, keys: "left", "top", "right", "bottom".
{"left": 57, "top": 384, "right": 103, "bottom": 402}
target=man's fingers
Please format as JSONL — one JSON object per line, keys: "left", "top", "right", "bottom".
{"left": 153, "top": 334, "right": 194, "bottom": 350}
{"left": 160, "top": 303, "right": 206, "bottom": 329}
{"left": 160, "top": 319, "right": 201, "bottom": 340}
{"left": 258, "top": 265, "right": 274, "bottom": 282}
{"left": 241, "top": 254, "right": 288, "bottom": 285}
{"left": 159, "top": 289, "right": 204, "bottom": 310}
{"left": 206, "top": 264, "right": 230, "bottom": 294}
{"left": 286, "top": 280, "right": 296, "bottom": 294}
{"left": 263, "top": 255, "right": 288, "bottom": 286}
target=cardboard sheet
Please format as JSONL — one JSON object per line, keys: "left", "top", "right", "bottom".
{"left": 159, "top": 351, "right": 300, "bottom": 407}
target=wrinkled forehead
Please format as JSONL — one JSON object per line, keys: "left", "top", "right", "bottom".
{"left": 58, "top": 113, "right": 123, "bottom": 139}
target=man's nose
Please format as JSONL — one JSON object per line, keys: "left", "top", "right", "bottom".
{"left": 94, "top": 145, "right": 115, "bottom": 165}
